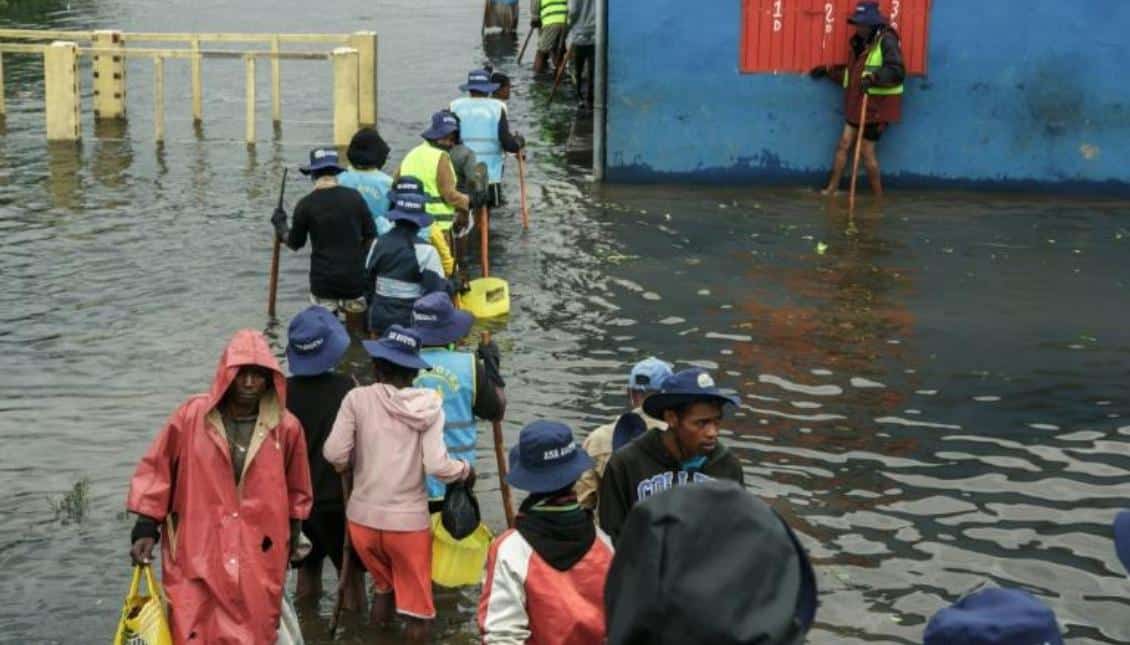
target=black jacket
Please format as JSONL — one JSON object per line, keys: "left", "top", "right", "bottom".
{"left": 597, "top": 428, "right": 744, "bottom": 542}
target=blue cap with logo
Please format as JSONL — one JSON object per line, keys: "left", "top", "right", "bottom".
{"left": 507, "top": 420, "right": 594, "bottom": 494}
{"left": 286, "top": 305, "right": 350, "bottom": 376}
{"left": 361, "top": 325, "right": 431, "bottom": 370}
{"left": 299, "top": 146, "right": 345, "bottom": 175}
{"left": 847, "top": 1, "right": 887, "bottom": 26}
{"left": 642, "top": 367, "right": 741, "bottom": 418}
{"left": 385, "top": 193, "right": 433, "bottom": 229}
{"left": 421, "top": 110, "right": 461, "bottom": 140}
{"left": 923, "top": 588, "right": 1062, "bottom": 645}
{"left": 628, "top": 357, "right": 673, "bottom": 392}
{"left": 412, "top": 292, "right": 474, "bottom": 347}
{"left": 459, "top": 68, "right": 501, "bottom": 94}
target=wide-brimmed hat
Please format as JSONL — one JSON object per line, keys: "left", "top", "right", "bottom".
{"left": 299, "top": 146, "right": 345, "bottom": 175}
{"left": 1115, "top": 510, "right": 1130, "bottom": 575}
{"left": 346, "top": 127, "right": 390, "bottom": 169}
{"left": 412, "top": 292, "right": 474, "bottom": 347}
{"left": 386, "top": 193, "right": 433, "bottom": 229}
{"left": 459, "top": 68, "right": 501, "bottom": 94}
{"left": 605, "top": 480, "right": 817, "bottom": 645}
{"left": 628, "top": 357, "right": 673, "bottom": 393}
{"left": 923, "top": 588, "right": 1062, "bottom": 645}
{"left": 391, "top": 175, "right": 425, "bottom": 198}
{"left": 361, "top": 325, "right": 431, "bottom": 370}
{"left": 506, "top": 420, "right": 594, "bottom": 494}
{"left": 421, "top": 110, "right": 460, "bottom": 140}
{"left": 847, "top": 1, "right": 887, "bottom": 26}
{"left": 286, "top": 305, "right": 350, "bottom": 376}
{"left": 642, "top": 367, "right": 741, "bottom": 418}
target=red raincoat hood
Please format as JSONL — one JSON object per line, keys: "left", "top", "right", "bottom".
{"left": 206, "top": 329, "right": 288, "bottom": 411}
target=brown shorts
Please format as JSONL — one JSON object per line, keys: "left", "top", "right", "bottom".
{"left": 847, "top": 121, "right": 888, "bottom": 142}
{"left": 538, "top": 24, "right": 566, "bottom": 54}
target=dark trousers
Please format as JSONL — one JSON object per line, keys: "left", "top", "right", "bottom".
{"left": 573, "top": 44, "right": 596, "bottom": 105}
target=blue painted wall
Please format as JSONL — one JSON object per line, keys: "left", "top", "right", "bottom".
{"left": 605, "top": 1, "right": 1130, "bottom": 194}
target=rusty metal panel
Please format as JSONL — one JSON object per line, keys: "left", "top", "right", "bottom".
{"left": 740, "top": 0, "right": 930, "bottom": 74}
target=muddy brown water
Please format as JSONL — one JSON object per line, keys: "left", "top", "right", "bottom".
{"left": 1, "top": 1, "right": 1129, "bottom": 643}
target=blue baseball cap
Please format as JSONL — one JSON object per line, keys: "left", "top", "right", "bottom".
{"left": 391, "top": 175, "right": 425, "bottom": 197}
{"left": 507, "top": 420, "right": 595, "bottom": 494}
{"left": 386, "top": 193, "right": 433, "bottom": 229}
{"left": 299, "top": 146, "right": 345, "bottom": 175}
{"left": 628, "top": 357, "right": 673, "bottom": 392}
{"left": 361, "top": 325, "right": 431, "bottom": 370}
{"left": 641, "top": 367, "right": 741, "bottom": 418}
{"left": 847, "top": 1, "right": 887, "bottom": 26}
{"left": 924, "top": 588, "right": 1062, "bottom": 645}
{"left": 459, "top": 68, "right": 501, "bottom": 94}
{"left": 412, "top": 292, "right": 474, "bottom": 347}
{"left": 1115, "top": 510, "right": 1130, "bottom": 575}
{"left": 286, "top": 306, "right": 350, "bottom": 376}
{"left": 421, "top": 110, "right": 460, "bottom": 140}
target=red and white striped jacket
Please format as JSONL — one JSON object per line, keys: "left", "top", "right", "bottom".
{"left": 477, "top": 527, "right": 614, "bottom": 645}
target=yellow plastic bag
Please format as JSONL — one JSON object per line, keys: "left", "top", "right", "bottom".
{"left": 113, "top": 564, "right": 173, "bottom": 645}
{"left": 431, "top": 512, "right": 494, "bottom": 588}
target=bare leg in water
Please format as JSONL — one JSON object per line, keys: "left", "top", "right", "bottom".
{"left": 821, "top": 124, "right": 856, "bottom": 195}
{"left": 861, "top": 139, "right": 883, "bottom": 197}
{"left": 370, "top": 590, "right": 395, "bottom": 626}
{"left": 404, "top": 617, "right": 433, "bottom": 642}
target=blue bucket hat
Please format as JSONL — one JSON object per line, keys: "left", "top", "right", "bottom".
{"left": 924, "top": 588, "right": 1062, "bottom": 645}
{"left": 391, "top": 175, "right": 425, "bottom": 198}
{"left": 847, "top": 1, "right": 887, "bottom": 26}
{"left": 299, "top": 146, "right": 345, "bottom": 175}
{"left": 421, "top": 110, "right": 460, "bottom": 141}
{"left": 629, "top": 357, "right": 673, "bottom": 393}
{"left": 642, "top": 367, "right": 741, "bottom": 418}
{"left": 1115, "top": 510, "right": 1130, "bottom": 575}
{"left": 361, "top": 325, "right": 431, "bottom": 370}
{"left": 459, "top": 68, "right": 501, "bottom": 94}
{"left": 386, "top": 193, "right": 433, "bottom": 229}
{"left": 286, "top": 306, "right": 350, "bottom": 376}
{"left": 506, "top": 420, "right": 595, "bottom": 494}
{"left": 412, "top": 292, "right": 474, "bottom": 347}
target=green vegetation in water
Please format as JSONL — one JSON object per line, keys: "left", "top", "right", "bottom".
{"left": 48, "top": 477, "right": 91, "bottom": 524}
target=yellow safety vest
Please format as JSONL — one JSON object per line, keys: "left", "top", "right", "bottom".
{"left": 843, "top": 40, "right": 904, "bottom": 96}
{"left": 399, "top": 142, "right": 456, "bottom": 229}
{"left": 540, "top": 0, "right": 567, "bottom": 27}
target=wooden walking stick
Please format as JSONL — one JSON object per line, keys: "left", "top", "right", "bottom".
{"left": 267, "top": 168, "right": 288, "bottom": 318}
{"left": 479, "top": 206, "right": 490, "bottom": 278}
{"left": 848, "top": 92, "right": 870, "bottom": 218}
{"left": 517, "top": 26, "right": 536, "bottom": 64}
{"left": 480, "top": 331, "right": 516, "bottom": 528}
{"left": 547, "top": 45, "right": 574, "bottom": 106}
{"left": 517, "top": 152, "right": 529, "bottom": 229}
{"left": 329, "top": 473, "right": 354, "bottom": 639}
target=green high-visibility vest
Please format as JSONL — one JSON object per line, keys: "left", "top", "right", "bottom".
{"left": 843, "top": 41, "right": 904, "bottom": 96}
{"left": 540, "top": 0, "right": 567, "bottom": 26}
{"left": 399, "top": 142, "right": 455, "bottom": 229}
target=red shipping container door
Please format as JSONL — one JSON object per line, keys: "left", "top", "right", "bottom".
{"left": 740, "top": 0, "right": 930, "bottom": 75}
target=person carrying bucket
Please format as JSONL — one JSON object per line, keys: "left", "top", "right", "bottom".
{"left": 126, "top": 330, "right": 313, "bottom": 643}
{"left": 283, "top": 306, "right": 365, "bottom": 609}
{"left": 450, "top": 69, "right": 526, "bottom": 207}
{"left": 575, "top": 357, "right": 672, "bottom": 511}
{"left": 478, "top": 420, "right": 613, "bottom": 644}
{"left": 396, "top": 111, "right": 487, "bottom": 235}
{"left": 596, "top": 367, "right": 745, "bottom": 542}
{"left": 272, "top": 147, "right": 377, "bottom": 327}
{"left": 323, "top": 325, "right": 475, "bottom": 642}
{"left": 410, "top": 292, "right": 506, "bottom": 512}
{"left": 363, "top": 193, "right": 452, "bottom": 336}
{"left": 809, "top": 1, "right": 906, "bottom": 197}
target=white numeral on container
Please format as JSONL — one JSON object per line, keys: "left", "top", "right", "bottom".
{"left": 824, "top": 2, "right": 834, "bottom": 34}
{"left": 773, "top": 0, "right": 784, "bottom": 32}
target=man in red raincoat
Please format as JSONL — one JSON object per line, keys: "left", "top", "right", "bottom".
{"left": 126, "top": 329, "right": 313, "bottom": 644}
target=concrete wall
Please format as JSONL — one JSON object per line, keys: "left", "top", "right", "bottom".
{"left": 604, "top": 1, "right": 1130, "bottom": 194}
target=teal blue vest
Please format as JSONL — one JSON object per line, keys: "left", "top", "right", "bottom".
{"left": 450, "top": 97, "right": 506, "bottom": 183}
{"left": 415, "top": 348, "right": 477, "bottom": 500}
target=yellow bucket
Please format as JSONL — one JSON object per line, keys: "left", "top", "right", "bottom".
{"left": 431, "top": 513, "right": 494, "bottom": 588}
{"left": 460, "top": 277, "right": 510, "bottom": 319}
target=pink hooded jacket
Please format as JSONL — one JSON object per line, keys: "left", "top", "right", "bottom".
{"left": 127, "top": 330, "right": 313, "bottom": 645}
{"left": 324, "top": 383, "right": 469, "bottom": 532}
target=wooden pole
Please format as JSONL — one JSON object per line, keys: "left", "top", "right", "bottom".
{"left": 481, "top": 331, "right": 515, "bottom": 529}
{"left": 44, "top": 41, "right": 81, "bottom": 142}
{"left": 479, "top": 206, "right": 490, "bottom": 278}
{"left": 267, "top": 168, "right": 288, "bottom": 318}
{"left": 332, "top": 47, "right": 360, "bottom": 148}
{"left": 547, "top": 45, "right": 573, "bottom": 106}
{"left": 244, "top": 55, "right": 256, "bottom": 145}
{"left": 350, "top": 32, "right": 378, "bottom": 127}
{"left": 517, "top": 152, "right": 529, "bottom": 229}
{"left": 329, "top": 473, "right": 354, "bottom": 638}
{"left": 190, "top": 38, "right": 202, "bottom": 123}
{"left": 848, "top": 93, "right": 869, "bottom": 215}
{"left": 270, "top": 35, "right": 281, "bottom": 125}
{"left": 517, "top": 28, "right": 535, "bottom": 65}
{"left": 153, "top": 56, "right": 165, "bottom": 143}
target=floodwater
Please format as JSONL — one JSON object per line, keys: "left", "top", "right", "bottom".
{"left": 1, "top": 1, "right": 1128, "bottom": 644}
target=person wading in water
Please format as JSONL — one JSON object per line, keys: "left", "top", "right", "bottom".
{"left": 127, "top": 330, "right": 313, "bottom": 644}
